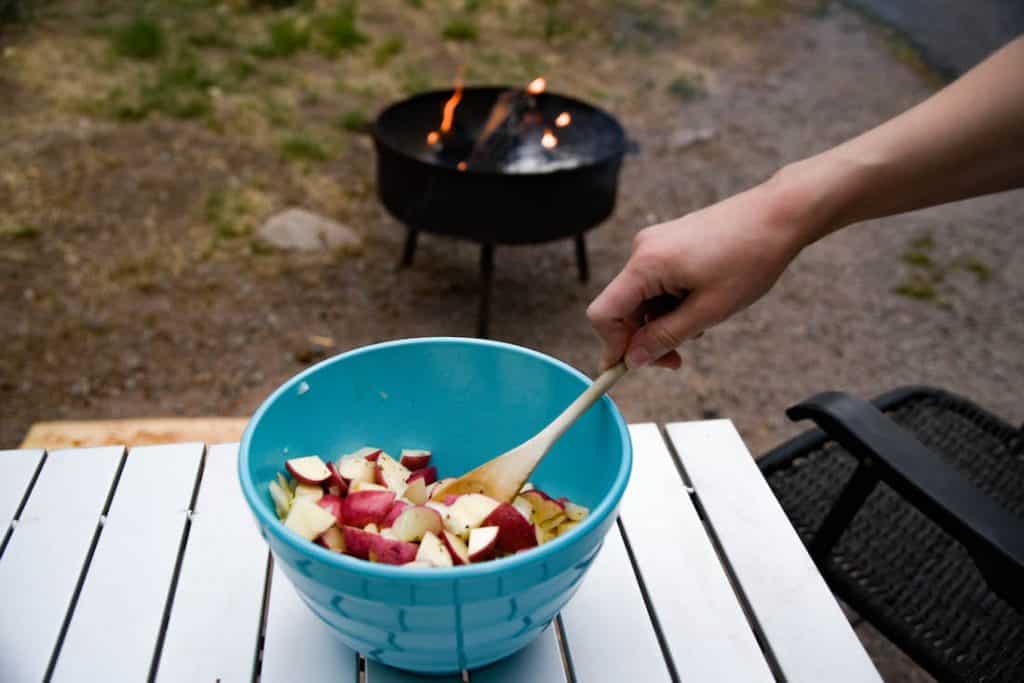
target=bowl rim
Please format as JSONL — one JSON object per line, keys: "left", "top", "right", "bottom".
{"left": 238, "top": 336, "right": 632, "bottom": 581}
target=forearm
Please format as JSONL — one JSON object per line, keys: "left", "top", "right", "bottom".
{"left": 774, "top": 36, "right": 1024, "bottom": 247}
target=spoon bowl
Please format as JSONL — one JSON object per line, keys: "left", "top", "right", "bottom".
{"left": 431, "top": 362, "right": 627, "bottom": 502}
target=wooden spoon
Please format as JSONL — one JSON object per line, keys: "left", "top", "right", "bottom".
{"left": 430, "top": 361, "right": 628, "bottom": 503}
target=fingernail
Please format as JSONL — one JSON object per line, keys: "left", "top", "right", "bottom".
{"left": 626, "top": 347, "right": 652, "bottom": 368}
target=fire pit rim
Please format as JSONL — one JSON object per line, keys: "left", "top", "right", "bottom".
{"left": 371, "top": 85, "right": 627, "bottom": 178}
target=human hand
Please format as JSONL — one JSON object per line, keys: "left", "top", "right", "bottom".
{"left": 587, "top": 181, "right": 811, "bottom": 370}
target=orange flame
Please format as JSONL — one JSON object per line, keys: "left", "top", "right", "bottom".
{"left": 457, "top": 161, "right": 468, "bottom": 171}
{"left": 426, "top": 131, "right": 441, "bottom": 145}
{"left": 527, "top": 77, "right": 546, "bottom": 95}
{"left": 555, "top": 112, "right": 571, "bottom": 127}
{"left": 541, "top": 129, "right": 557, "bottom": 149}
{"left": 440, "top": 67, "right": 465, "bottom": 134}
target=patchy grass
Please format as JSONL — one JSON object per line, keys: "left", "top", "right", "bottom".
{"left": 251, "top": 17, "right": 310, "bottom": 59}
{"left": 959, "top": 257, "right": 993, "bottom": 282}
{"left": 0, "top": 222, "right": 40, "bottom": 239}
{"left": 111, "top": 17, "right": 165, "bottom": 60}
{"left": 909, "top": 234, "right": 936, "bottom": 250}
{"left": 901, "top": 250, "right": 933, "bottom": 268}
{"left": 319, "top": 4, "right": 368, "bottom": 53}
{"left": 893, "top": 275, "right": 938, "bottom": 302}
{"left": 398, "top": 64, "right": 432, "bottom": 94}
{"left": 188, "top": 28, "right": 237, "bottom": 50}
{"left": 223, "top": 58, "right": 258, "bottom": 88}
{"left": 204, "top": 187, "right": 271, "bottom": 241}
{"left": 206, "top": 190, "right": 244, "bottom": 239}
{"left": 108, "top": 50, "right": 217, "bottom": 120}
{"left": 891, "top": 233, "right": 976, "bottom": 302}
{"left": 262, "top": 96, "right": 294, "bottom": 126}
{"left": 442, "top": 17, "right": 478, "bottom": 42}
{"left": 667, "top": 72, "right": 706, "bottom": 100}
{"left": 882, "top": 30, "right": 945, "bottom": 86}
{"left": 280, "top": 134, "right": 329, "bottom": 161}
{"left": 544, "top": 7, "right": 571, "bottom": 41}
{"left": 250, "top": 237, "right": 275, "bottom": 255}
{"left": 337, "top": 109, "right": 370, "bottom": 133}
{"left": 373, "top": 35, "right": 404, "bottom": 65}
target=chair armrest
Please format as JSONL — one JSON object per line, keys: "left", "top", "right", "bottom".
{"left": 788, "top": 391, "right": 1024, "bottom": 609}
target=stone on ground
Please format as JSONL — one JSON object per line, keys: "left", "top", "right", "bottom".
{"left": 256, "top": 208, "right": 362, "bottom": 252}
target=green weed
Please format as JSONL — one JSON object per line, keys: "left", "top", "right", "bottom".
{"left": 909, "top": 235, "right": 935, "bottom": 250}
{"left": 901, "top": 251, "right": 933, "bottom": 268}
{"left": 109, "top": 51, "right": 216, "bottom": 120}
{"left": 337, "top": 109, "right": 370, "bottom": 133}
{"left": 251, "top": 17, "right": 309, "bottom": 59}
{"left": 280, "top": 134, "right": 329, "bottom": 161}
{"left": 960, "top": 257, "right": 992, "bottom": 282}
{"left": 319, "top": 3, "right": 367, "bottom": 52}
{"left": 893, "top": 277, "right": 937, "bottom": 301}
{"left": 112, "top": 17, "right": 165, "bottom": 60}
{"left": 205, "top": 189, "right": 249, "bottom": 239}
{"left": 667, "top": 72, "right": 706, "bottom": 100}
{"left": 373, "top": 35, "right": 404, "bottom": 65}
{"left": 442, "top": 17, "right": 478, "bottom": 42}
{"left": 398, "top": 65, "right": 432, "bottom": 94}
{"left": 0, "top": 222, "right": 40, "bottom": 239}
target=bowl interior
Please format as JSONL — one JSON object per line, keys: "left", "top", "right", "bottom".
{"left": 245, "top": 338, "right": 626, "bottom": 520}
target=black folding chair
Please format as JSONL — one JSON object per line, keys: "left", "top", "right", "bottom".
{"left": 760, "top": 386, "right": 1024, "bottom": 682}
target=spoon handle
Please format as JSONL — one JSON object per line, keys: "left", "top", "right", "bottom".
{"left": 536, "top": 362, "right": 628, "bottom": 448}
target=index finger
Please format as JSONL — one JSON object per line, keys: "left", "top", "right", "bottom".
{"left": 586, "top": 267, "right": 648, "bottom": 370}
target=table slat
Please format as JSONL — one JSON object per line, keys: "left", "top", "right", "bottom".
{"left": 622, "top": 424, "right": 774, "bottom": 681}
{"left": 0, "top": 449, "right": 44, "bottom": 535}
{"left": 51, "top": 443, "right": 204, "bottom": 683}
{"left": 559, "top": 521, "right": 671, "bottom": 683}
{"left": 261, "top": 561, "right": 360, "bottom": 682}
{"left": 157, "top": 443, "right": 268, "bottom": 682}
{"left": 0, "top": 446, "right": 124, "bottom": 683}
{"left": 467, "top": 627, "right": 566, "bottom": 683}
{"left": 667, "top": 420, "right": 882, "bottom": 682}
{"left": 365, "top": 660, "right": 463, "bottom": 683}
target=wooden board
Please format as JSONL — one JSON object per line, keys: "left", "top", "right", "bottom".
{"left": 667, "top": 420, "right": 882, "bottom": 682}
{"left": 621, "top": 424, "right": 774, "bottom": 682}
{"left": 20, "top": 417, "right": 249, "bottom": 449}
{"left": 51, "top": 443, "right": 203, "bottom": 682}
{"left": 0, "top": 446, "right": 124, "bottom": 683}
{"left": 157, "top": 443, "right": 269, "bottom": 682}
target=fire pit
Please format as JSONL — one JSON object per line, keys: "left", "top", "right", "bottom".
{"left": 372, "top": 79, "right": 626, "bottom": 336}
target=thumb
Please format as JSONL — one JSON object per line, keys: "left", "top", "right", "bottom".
{"left": 624, "top": 293, "right": 717, "bottom": 368}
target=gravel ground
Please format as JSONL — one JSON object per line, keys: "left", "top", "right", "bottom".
{"left": 2, "top": 4, "right": 1021, "bottom": 679}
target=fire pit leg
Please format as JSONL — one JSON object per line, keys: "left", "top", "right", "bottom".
{"left": 575, "top": 234, "right": 589, "bottom": 283}
{"left": 399, "top": 229, "right": 418, "bottom": 269}
{"left": 477, "top": 244, "right": 495, "bottom": 338}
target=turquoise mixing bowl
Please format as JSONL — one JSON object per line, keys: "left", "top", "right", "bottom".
{"left": 238, "top": 337, "right": 631, "bottom": 674}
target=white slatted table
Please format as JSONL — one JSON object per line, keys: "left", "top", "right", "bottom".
{"left": 0, "top": 423, "right": 881, "bottom": 682}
